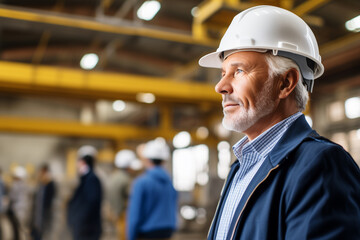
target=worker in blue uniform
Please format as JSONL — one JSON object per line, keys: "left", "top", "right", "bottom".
{"left": 127, "top": 138, "right": 177, "bottom": 240}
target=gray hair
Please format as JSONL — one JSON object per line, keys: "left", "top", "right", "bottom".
{"left": 264, "top": 52, "right": 309, "bottom": 112}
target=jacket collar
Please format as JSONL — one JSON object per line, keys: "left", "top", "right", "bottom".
{"left": 268, "top": 114, "right": 315, "bottom": 167}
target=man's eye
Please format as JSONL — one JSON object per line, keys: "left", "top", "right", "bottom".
{"left": 236, "top": 69, "right": 243, "bottom": 74}
{"left": 234, "top": 69, "right": 243, "bottom": 77}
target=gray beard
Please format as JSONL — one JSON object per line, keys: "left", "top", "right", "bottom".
{"left": 222, "top": 77, "right": 275, "bottom": 133}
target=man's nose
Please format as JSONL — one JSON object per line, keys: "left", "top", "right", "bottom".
{"left": 215, "top": 75, "right": 232, "bottom": 94}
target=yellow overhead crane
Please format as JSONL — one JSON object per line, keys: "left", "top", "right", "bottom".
{"left": 0, "top": 61, "right": 220, "bottom": 104}
{"left": 192, "top": 0, "right": 331, "bottom": 40}
{"left": 0, "top": 60, "right": 221, "bottom": 143}
{"left": 0, "top": 0, "right": 333, "bottom": 50}
{"left": 0, "top": 0, "right": 347, "bottom": 143}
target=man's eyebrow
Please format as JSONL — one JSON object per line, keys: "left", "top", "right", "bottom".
{"left": 222, "top": 62, "right": 248, "bottom": 73}
{"left": 230, "top": 62, "right": 248, "bottom": 68}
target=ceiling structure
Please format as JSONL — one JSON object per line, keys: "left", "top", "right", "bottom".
{"left": 0, "top": 0, "right": 359, "bottom": 143}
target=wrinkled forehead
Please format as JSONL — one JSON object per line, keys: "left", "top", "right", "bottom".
{"left": 221, "top": 50, "right": 269, "bottom": 69}
{"left": 221, "top": 49, "right": 268, "bottom": 62}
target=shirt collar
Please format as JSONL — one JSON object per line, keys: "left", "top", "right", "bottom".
{"left": 233, "top": 112, "right": 303, "bottom": 161}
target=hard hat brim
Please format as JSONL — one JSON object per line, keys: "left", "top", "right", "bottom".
{"left": 199, "top": 49, "right": 269, "bottom": 69}
{"left": 199, "top": 48, "right": 324, "bottom": 79}
{"left": 198, "top": 51, "right": 222, "bottom": 69}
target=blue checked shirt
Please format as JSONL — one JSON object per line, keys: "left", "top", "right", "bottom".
{"left": 215, "top": 112, "right": 302, "bottom": 240}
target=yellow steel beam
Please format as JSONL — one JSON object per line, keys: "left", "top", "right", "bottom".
{"left": 194, "top": 0, "right": 255, "bottom": 24}
{"left": 0, "top": 61, "right": 220, "bottom": 104}
{"left": 320, "top": 33, "right": 360, "bottom": 57}
{"left": 102, "top": 0, "right": 114, "bottom": 10}
{"left": 194, "top": 0, "right": 224, "bottom": 24}
{"left": 0, "top": 116, "right": 170, "bottom": 140}
{"left": 169, "top": 60, "right": 201, "bottom": 80}
{"left": 301, "top": 15, "right": 324, "bottom": 27}
{"left": 0, "top": 5, "right": 218, "bottom": 47}
{"left": 292, "top": 0, "right": 331, "bottom": 16}
{"left": 66, "top": 149, "right": 77, "bottom": 179}
{"left": 193, "top": 0, "right": 331, "bottom": 40}
{"left": 160, "top": 106, "right": 172, "bottom": 132}
{"left": 192, "top": 0, "right": 261, "bottom": 40}
{"left": 279, "top": 0, "right": 294, "bottom": 10}
{"left": 0, "top": 115, "right": 221, "bottom": 146}
{"left": 192, "top": 0, "right": 224, "bottom": 40}
{"left": 32, "top": 31, "right": 51, "bottom": 64}
{"left": 193, "top": 22, "right": 211, "bottom": 40}
{"left": 224, "top": 0, "right": 257, "bottom": 11}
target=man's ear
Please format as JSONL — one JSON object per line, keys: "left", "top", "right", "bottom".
{"left": 278, "top": 68, "right": 299, "bottom": 99}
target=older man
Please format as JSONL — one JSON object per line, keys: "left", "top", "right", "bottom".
{"left": 199, "top": 5, "right": 360, "bottom": 240}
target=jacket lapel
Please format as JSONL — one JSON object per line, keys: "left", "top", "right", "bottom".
{"left": 268, "top": 115, "right": 315, "bottom": 167}
{"left": 208, "top": 160, "right": 240, "bottom": 239}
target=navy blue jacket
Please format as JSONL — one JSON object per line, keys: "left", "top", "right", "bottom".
{"left": 67, "top": 170, "right": 102, "bottom": 240}
{"left": 208, "top": 115, "right": 360, "bottom": 240}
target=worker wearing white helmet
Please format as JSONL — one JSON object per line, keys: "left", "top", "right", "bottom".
{"left": 8, "top": 166, "right": 29, "bottom": 233}
{"left": 142, "top": 137, "right": 170, "bottom": 163}
{"left": 199, "top": 5, "right": 360, "bottom": 240}
{"left": 107, "top": 149, "right": 139, "bottom": 240}
{"left": 127, "top": 138, "right": 177, "bottom": 240}
{"left": 115, "top": 149, "right": 142, "bottom": 170}
{"left": 13, "top": 166, "right": 27, "bottom": 180}
{"left": 67, "top": 145, "right": 103, "bottom": 240}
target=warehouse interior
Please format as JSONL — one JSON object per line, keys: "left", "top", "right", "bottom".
{"left": 0, "top": 0, "right": 359, "bottom": 239}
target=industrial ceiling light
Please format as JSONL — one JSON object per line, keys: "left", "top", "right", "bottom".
{"left": 191, "top": 7, "right": 198, "bottom": 17}
{"left": 80, "top": 53, "right": 99, "bottom": 70}
{"left": 345, "top": 97, "right": 360, "bottom": 119}
{"left": 136, "top": 93, "right": 156, "bottom": 103}
{"left": 173, "top": 131, "right": 191, "bottom": 148}
{"left": 137, "top": 0, "right": 161, "bottom": 21}
{"left": 180, "top": 205, "right": 197, "bottom": 220}
{"left": 112, "top": 100, "right": 126, "bottom": 112}
{"left": 345, "top": 15, "right": 360, "bottom": 32}
{"left": 196, "top": 126, "right": 209, "bottom": 140}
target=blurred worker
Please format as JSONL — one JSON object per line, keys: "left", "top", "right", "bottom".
{"left": 127, "top": 138, "right": 177, "bottom": 240}
{"left": 198, "top": 5, "right": 360, "bottom": 239}
{"left": 8, "top": 166, "right": 30, "bottom": 240}
{"left": 30, "top": 164, "right": 56, "bottom": 240}
{"left": 0, "top": 167, "right": 5, "bottom": 238}
{"left": 106, "top": 149, "right": 138, "bottom": 240}
{"left": 67, "top": 145, "right": 103, "bottom": 240}
{"left": 0, "top": 168, "right": 4, "bottom": 211}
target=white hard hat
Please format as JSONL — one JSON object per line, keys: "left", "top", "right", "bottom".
{"left": 77, "top": 145, "right": 98, "bottom": 159}
{"left": 130, "top": 159, "right": 143, "bottom": 171}
{"left": 13, "top": 166, "right": 27, "bottom": 179}
{"left": 115, "top": 149, "right": 138, "bottom": 168}
{"left": 143, "top": 137, "right": 170, "bottom": 161}
{"left": 199, "top": 5, "right": 324, "bottom": 92}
